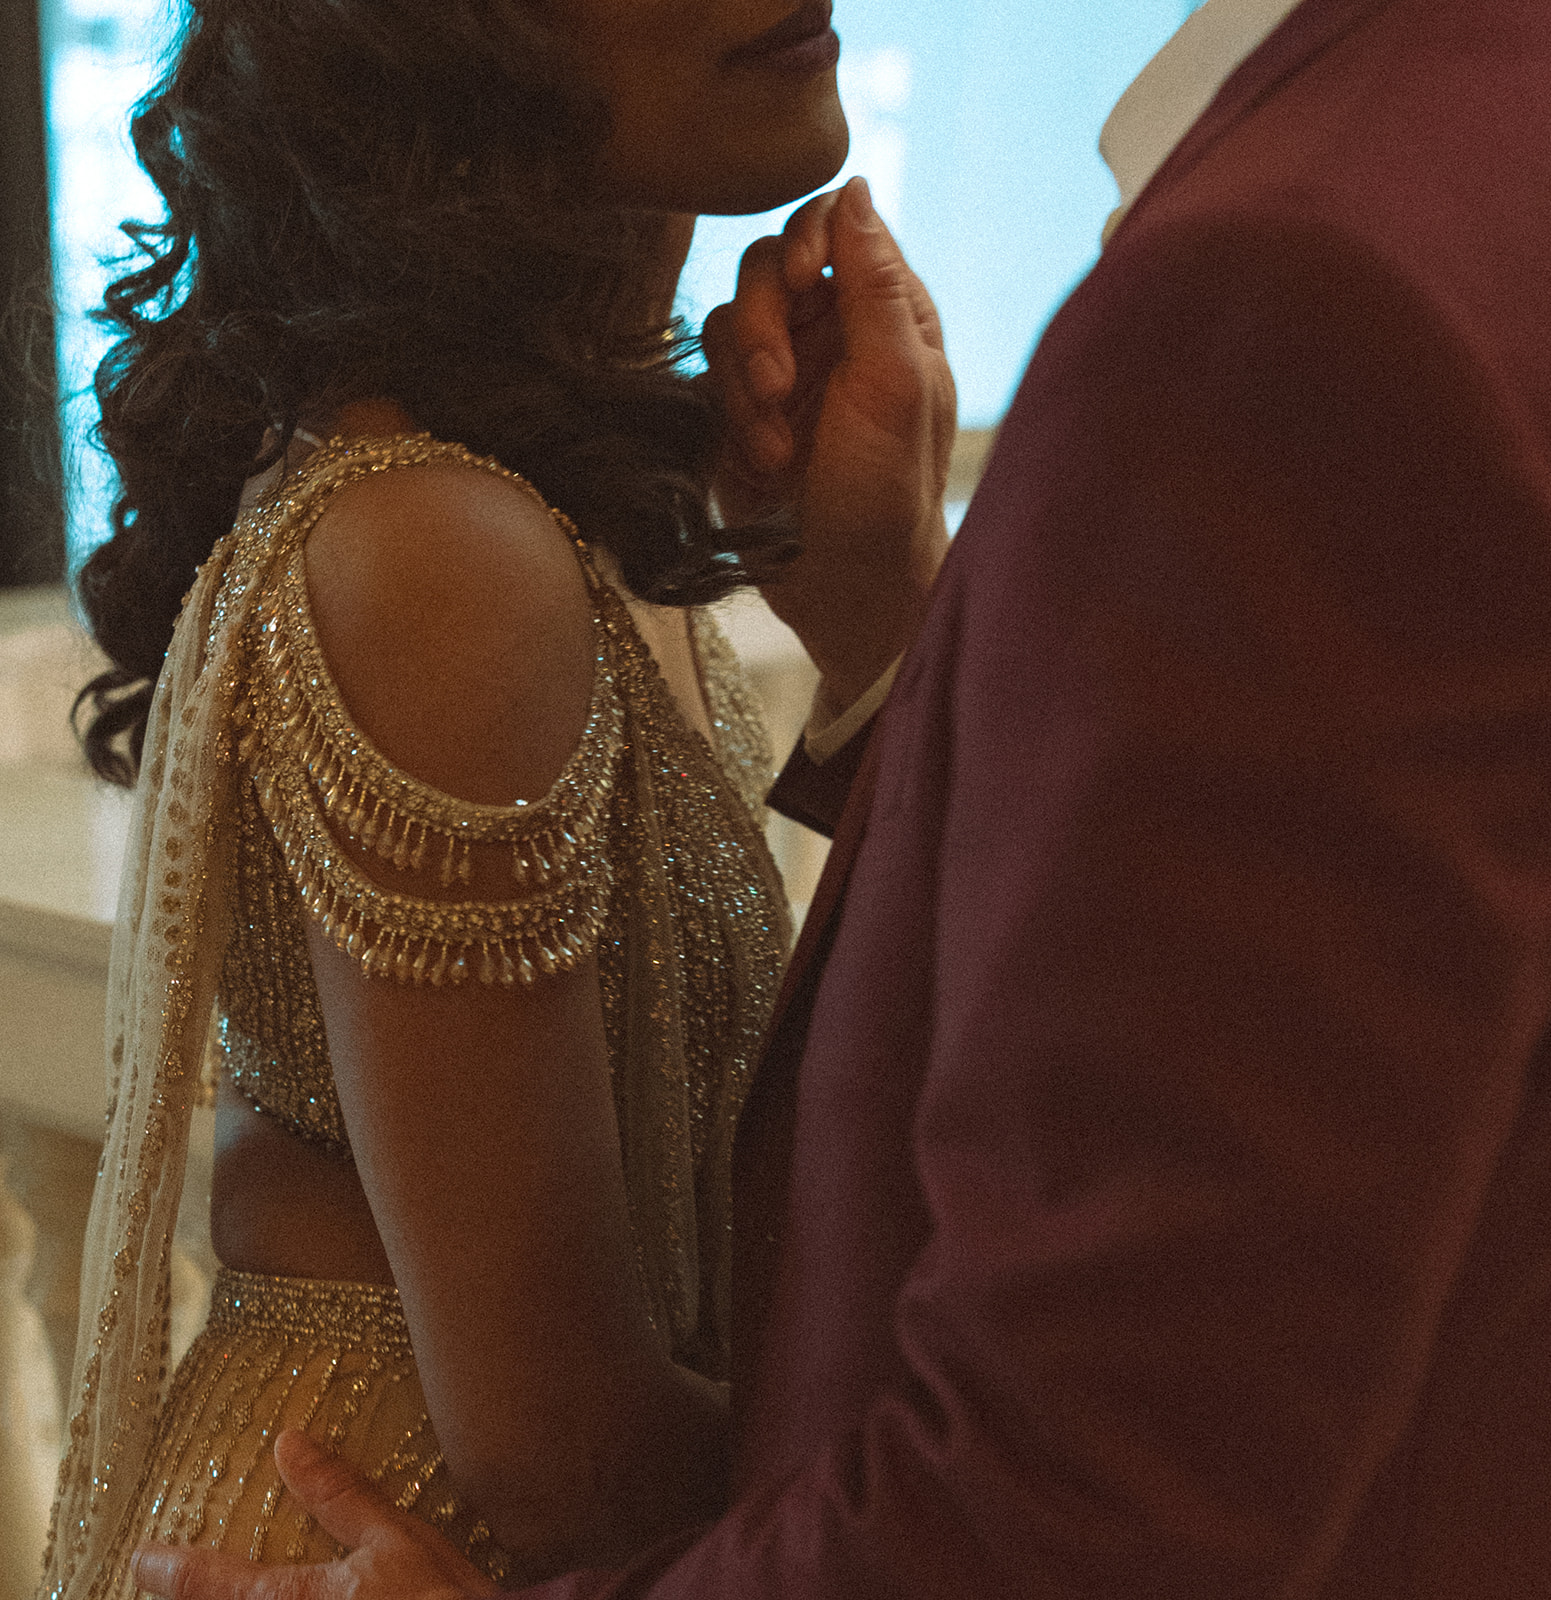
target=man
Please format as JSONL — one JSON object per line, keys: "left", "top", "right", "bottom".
{"left": 136, "top": 0, "right": 1551, "bottom": 1593}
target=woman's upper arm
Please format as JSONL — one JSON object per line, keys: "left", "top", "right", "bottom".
{"left": 265, "top": 462, "right": 661, "bottom": 1547}
{"left": 302, "top": 462, "right": 595, "bottom": 805}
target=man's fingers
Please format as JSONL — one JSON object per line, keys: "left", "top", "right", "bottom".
{"left": 731, "top": 235, "right": 795, "bottom": 401}
{"left": 273, "top": 1430, "right": 400, "bottom": 1552}
{"left": 703, "top": 302, "right": 793, "bottom": 473}
{"left": 828, "top": 178, "right": 929, "bottom": 355}
{"left": 784, "top": 179, "right": 943, "bottom": 353}
{"left": 131, "top": 1544, "right": 331, "bottom": 1600}
{"left": 781, "top": 188, "right": 844, "bottom": 293}
{"left": 128, "top": 1442, "right": 493, "bottom": 1600}
{"left": 274, "top": 1433, "right": 500, "bottom": 1598}
{"left": 903, "top": 261, "right": 947, "bottom": 356}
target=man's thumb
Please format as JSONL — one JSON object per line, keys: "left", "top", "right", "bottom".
{"left": 273, "top": 1430, "right": 388, "bottom": 1550}
{"left": 829, "top": 177, "right": 921, "bottom": 353}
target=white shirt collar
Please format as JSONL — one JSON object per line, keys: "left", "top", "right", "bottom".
{"left": 1100, "top": 0, "right": 1305, "bottom": 240}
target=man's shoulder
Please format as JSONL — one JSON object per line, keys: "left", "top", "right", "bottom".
{"left": 1100, "top": 0, "right": 1548, "bottom": 319}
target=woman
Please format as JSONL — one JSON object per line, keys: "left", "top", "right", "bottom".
{"left": 39, "top": 0, "right": 849, "bottom": 1591}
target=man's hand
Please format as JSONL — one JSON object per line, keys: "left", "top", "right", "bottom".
{"left": 704, "top": 176, "right": 957, "bottom": 712}
{"left": 130, "top": 1431, "right": 498, "bottom": 1600}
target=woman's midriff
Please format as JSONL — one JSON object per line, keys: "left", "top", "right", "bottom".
{"left": 210, "top": 1075, "right": 395, "bottom": 1284}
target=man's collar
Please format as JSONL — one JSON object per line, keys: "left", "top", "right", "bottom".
{"left": 1100, "top": 0, "right": 1306, "bottom": 240}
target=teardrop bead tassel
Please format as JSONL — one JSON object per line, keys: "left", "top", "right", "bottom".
{"left": 479, "top": 943, "right": 497, "bottom": 986}
{"left": 411, "top": 943, "right": 429, "bottom": 985}
{"left": 410, "top": 823, "right": 429, "bottom": 874}
{"left": 498, "top": 947, "right": 517, "bottom": 987}
{"left": 392, "top": 827, "right": 412, "bottom": 871}
{"left": 361, "top": 801, "right": 382, "bottom": 851}
{"left": 429, "top": 945, "right": 449, "bottom": 986}
{"left": 439, "top": 836, "right": 456, "bottom": 888}
{"left": 457, "top": 843, "right": 473, "bottom": 886}
{"left": 394, "top": 941, "right": 414, "bottom": 983}
{"left": 376, "top": 813, "right": 399, "bottom": 860}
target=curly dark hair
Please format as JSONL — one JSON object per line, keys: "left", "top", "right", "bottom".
{"left": 75, "top": 0, "right": 793, "bottom": 785}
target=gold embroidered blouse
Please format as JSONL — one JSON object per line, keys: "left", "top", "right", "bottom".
{"left": 216, "top": 433, "right": 790, "bottom": 1376}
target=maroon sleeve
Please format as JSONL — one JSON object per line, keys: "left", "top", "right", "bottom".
{"left": 765, "top": 722, "right": 873, "bottom": 840}
{"left": 523, "top": 209, "right": 1551, "bottom": 1597}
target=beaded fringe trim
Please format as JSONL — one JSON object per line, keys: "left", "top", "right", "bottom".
{"left": 237, "top": 467, "right": 628, "bottom": 989}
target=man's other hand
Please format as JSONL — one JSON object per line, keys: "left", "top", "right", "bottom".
{"left": 130, "top": 1431, "right": 498, "bottom": 1600}
{"left": 704, "top": 176, "right": 957, "bottom": 711}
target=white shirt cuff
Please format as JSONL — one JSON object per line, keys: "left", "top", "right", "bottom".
{"left": 803, "top": 656, "right": 902, "bottom": 765}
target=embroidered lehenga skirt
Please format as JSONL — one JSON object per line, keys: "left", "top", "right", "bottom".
{"left": 118, "top": 1270, "right": 512, "bottom": 1586}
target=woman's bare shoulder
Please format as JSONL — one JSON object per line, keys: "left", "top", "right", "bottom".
{"left": 302, "top": 456, "right": 597, "bottom": 807}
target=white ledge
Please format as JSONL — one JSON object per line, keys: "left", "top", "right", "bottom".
{"left": 0, "top": 766, "right": 127, "bottom": 1141}
{"left": 0, "top": 896, "right": 111, "bottom": 979}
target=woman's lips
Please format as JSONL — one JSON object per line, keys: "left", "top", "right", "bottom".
{"left": 724, "top": 2, "right": 840, "bottom": 74}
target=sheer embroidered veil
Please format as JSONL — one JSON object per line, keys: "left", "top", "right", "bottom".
{"left": 40, "top": 517, "right": 253, "bottom": 1598}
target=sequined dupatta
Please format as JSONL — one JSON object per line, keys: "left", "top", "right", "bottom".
{"left": 40, "top": 518, "right": 257, "bottom": 1599}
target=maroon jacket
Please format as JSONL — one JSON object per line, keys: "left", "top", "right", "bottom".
{"left": 537, "top": 0, "right": 1551, "bottom": 1592}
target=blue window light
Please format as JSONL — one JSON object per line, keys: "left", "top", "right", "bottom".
{"left": 43, "top": 0, "right": 1204, "bottom": 562}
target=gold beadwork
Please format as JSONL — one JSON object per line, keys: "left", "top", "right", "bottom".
{"left": 214, "top": 436, "right": 787, "bottom": 1191}
{"left": 236, "top": 468, "right": 626, "bottom": 995}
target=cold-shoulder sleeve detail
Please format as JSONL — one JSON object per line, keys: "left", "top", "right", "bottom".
{"left": 235, "top": 435, "right": 628, "bottom": 988}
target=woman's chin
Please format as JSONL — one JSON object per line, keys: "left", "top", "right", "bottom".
{"left": 603, "top": 100, "right": 849, "bottom": 218}
{"left": 690, "top": 132, "right": 851, "bottom": 218}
